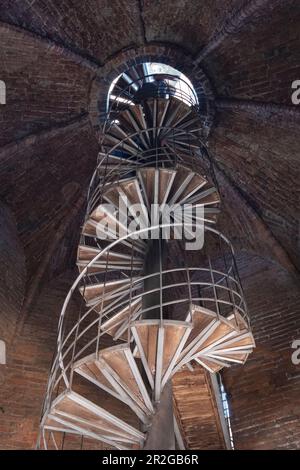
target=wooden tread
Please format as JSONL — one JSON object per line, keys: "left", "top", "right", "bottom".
{"left": 74, "top": 344, "right": 153, "bottom": 422}
{"left": 131, "top": 319, "right": 192, "bottom": 400}
{"left": 44, "top": 391, "right": 145, "bottom": 448}
{"left": 175, "top": 305, "right": 255, "bottom": 373}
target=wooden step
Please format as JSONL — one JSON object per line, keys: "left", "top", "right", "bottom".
{"left": 175, "top": 115, "right": 200, "bottom": 132}
{"left": 117, "top": 179, "right": 149, "bottom": 227}
{"left": 178, "top": 173, "right": 207, "bottom": 204}
{"left": 131, "top": 319, "right": 192, "bottom": 401}
{"left": 179, "top": 306, "right": 218, "bottom": 356}
{"left": 73, "top": 355, "right": 123, "bottom": 399}
{"left": 82, "top": 217, "right": 145, "bottom": 252}
{"left": 207, "top": 328, "right": 255, "bottom": 365}
{"left": 211, "top": 331, "right": 255, "bottom": 353}
{"left": 79, "top": 277, "right": 142, "bottom": 307}
{"left": 199, "top": 319, "right": 237, "bottom": 352}
{"left": 129, "top": 105, "right": 150, "bottom": 144}
{"left": 102, "top": 132, "right": 138, "bottom": 156}
{"left": 109, "top": 123, "right": 139, "bottom": 149}
{"left": 156, "top": 99, "right": 170, "bottom": 135}
{"left": 120, "top": 108, "right": 149, "bottom": 148}
{"left": 118, "top": 178, "right": 146, "bottom": 207}
{"left": 168, "top": 166, "right": 196, "bottom": 205}
{"left": 101, "top": 345, "right": 154, "bottom": 415}
{"left": 101, "top": 298, "right": 142, "bottom": 340}
{"left": 185, "top": 186, "right": 220, "bottom": 206}
{"left": 44, "top": 391, "right": 145, "bottom": 448}
{"left": 84, "top": 200, "right": 147, "bottom": 252}
{"left": 137, "top": 167, "right": 156, "bottom": 209}
{"left": 97, "top": 153, "right": 130, "bottom": 171}
{"left": 102, "top": 182, "right": 150, "bottom": 247}
{"left": 74, "top": 345, "right": 153, "bottom": 422}
{"left": 95, "top": 153, "right": 133, "bottom": 186}
{"left": 163, "top": 97, "right": 192, "bottom": 129}
{"left": 138, "top": 167, "right": 176, "bottom": 208}
{"left": 142, "top": 98, "right": 157, "bottom": 133}
{"left": 77, "top": 245, "right": 143, "bottom": 274}
{"left": 103, "top": 179, "right": 133, "bottom": 209}
{"left": 194, "top": 356, "right": 228, "bottom": 373}
{"left": 207, "top": 350, "right": 250, "bottom": 364}
{"left": 105, "top": 96, "right": 202, "bottom": 156}
{"left": 168, "top": 166, "right": 206, "bottom": 205}
{"left": 227, "top": 309, "right": 250, "bottom": 332}
{"left": 173, "top": 305, "right": 255, "bottom": 374}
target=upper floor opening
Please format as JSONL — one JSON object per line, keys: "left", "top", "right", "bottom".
{"left": 107, "top": 62, "right": 198, "bottom": 112}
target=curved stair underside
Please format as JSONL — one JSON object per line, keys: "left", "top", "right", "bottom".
{"left": 41, "top": 78, "right": 255, "bottom": 451}
{"left": 103, "top": 96, "right": 205, "bottom": 157}
{"left": 80, "top": 165, "right": 220, "bottom": 268}
{"left": 60, "top": 165, "right": 253, "bottom": 449}
{"left": 43, "top": 391, "right": 144, "bottom": 450}
{"left": 46, "top": 303, "right": 254, "bottom": 448}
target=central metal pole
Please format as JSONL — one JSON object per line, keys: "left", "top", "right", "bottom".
{"left": 142, "top": 238, "right": 175, "bottom": 450}
{"left": 144, "top": 380, "right": 175, "bottom": 450}
{"left": 143, "top": 239, "right": 162, "bottom": 320}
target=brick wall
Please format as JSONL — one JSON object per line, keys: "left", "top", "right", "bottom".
{"left": 0, "top": 119, "right": 98, "bottom": 284}
{"left": 0, "top": 269, "right": 140, "bottom": 450}
{"left": 2, "top": 253, "right": 299, "bottom": 450}
{"left": 0, "top": 0, "right": 299, "bottom": 451}
{"left": 0, "top": 271, "right": 76, "bottom": 449}
{"left": 140, "top": 0, "right": 237, "bottom": 53}
{"left": 0, "top": 26, "right": 93, "bottom": 147}
{"left": 209, "top": 107, "right": 300, "bottom": 270}
{"left": 0, "top": 201, "right": 25, "bottom": 345}
{"left": 223, "top": 253, "right": 300, "bottom": 449}
{"left": 0, "top": 0, "right": 143, "bottom": 64}
{"left": 203, "top": 0, "right": 300, "bottom": 105}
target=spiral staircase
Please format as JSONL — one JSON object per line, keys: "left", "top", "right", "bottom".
{"left": 38, "top": 68, "right": 255, "bottom": 450}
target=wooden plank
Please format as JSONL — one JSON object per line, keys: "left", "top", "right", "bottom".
{"left": 172, "top": 365, "right": 226, "bottom": 450}
{"left": 49, "top": 392, "right": 144, "bottom": 443}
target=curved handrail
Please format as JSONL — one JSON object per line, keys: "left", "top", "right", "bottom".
{"left": 107, "top": 72, "right": 199, "bottom": 116}
{"left": 53, "top": 223, "right": 245, "bottom": 388}
{"left": 87, "top": 127, "right": 215, "bottom": 211}
{"left": 39, "top": 67, "right": 252, "bottom": 448}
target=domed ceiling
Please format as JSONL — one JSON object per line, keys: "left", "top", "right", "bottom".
{"left": 0, "top": 0, "right": 299, "bottom": 289}
{"left": 0, "top": 0, "right": 299, "bottom": 453}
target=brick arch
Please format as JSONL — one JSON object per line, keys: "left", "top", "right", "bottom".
{"left": 89, "top": 44, "right": 216, "bottom": 137}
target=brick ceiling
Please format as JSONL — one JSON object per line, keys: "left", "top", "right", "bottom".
{"left": 0, "top": 0, "right": 299, "bottom": 289}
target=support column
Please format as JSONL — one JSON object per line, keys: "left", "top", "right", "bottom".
{"left": 142, "top": 238, "right": 175, "bottom": 450}
{"left": 143, "top": 239, "right": 162, "bottom": 320}
{"left": 144, "top": 381, "right": 175, "bottom": 450}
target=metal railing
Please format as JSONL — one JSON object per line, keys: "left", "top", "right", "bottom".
{"left": 39, "top": 223, "right": 250, "bottom": 429}
{"left": 38, "top": 66, "right": 251, "bottom": 451}
{"left": 87, "top": 128, "right": 217, "bottom": 215}
{"left": 107, "top": 73, "right": 199, "bottom": 117}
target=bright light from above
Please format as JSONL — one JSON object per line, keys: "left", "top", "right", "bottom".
{"left": 107, "top": 62, "right": 198, "bottom": 110}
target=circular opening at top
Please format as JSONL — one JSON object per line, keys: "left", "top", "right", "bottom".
{"left": 107, "top": 62, "right": 198, "bottom": 112}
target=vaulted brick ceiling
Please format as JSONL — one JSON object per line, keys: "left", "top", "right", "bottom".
{"left": 0, "top": 0, "right": 299, "bottom": 288}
